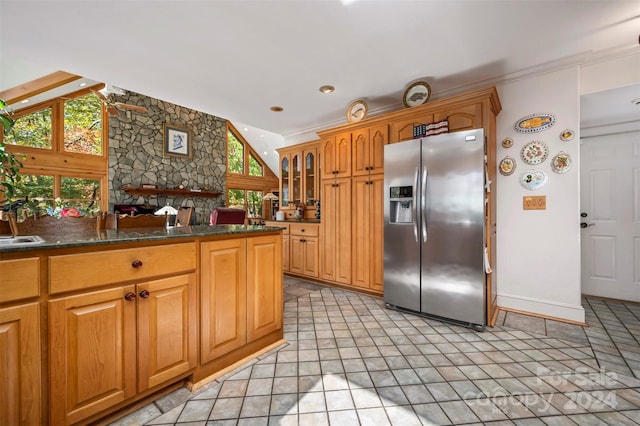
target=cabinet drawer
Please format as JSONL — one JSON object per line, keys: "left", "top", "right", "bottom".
{"left": 289, "top": 223, "right": 319, "bottom": 237}
{"left": 0, "top": 258, "right": 40, "bottom": 303}
{"left": 265, "top": 222, "right": 289, "bottom": 234}
{"left": 49, "top": 243, "right": 196, "bottom": 294}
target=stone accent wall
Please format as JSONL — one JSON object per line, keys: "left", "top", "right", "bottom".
{"left": 108, "top": 91, "right": 226, "bottom": 224}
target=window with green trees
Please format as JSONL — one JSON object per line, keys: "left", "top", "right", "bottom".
{"left": 228, "top": 131, "right": 244, "bottom": 174}
{"left": 2, "top": 85, "right": 108, "bottom": 213}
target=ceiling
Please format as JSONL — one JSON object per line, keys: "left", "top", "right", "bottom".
{"left": 1, "top": 1, "right": 639, "bottom": 152}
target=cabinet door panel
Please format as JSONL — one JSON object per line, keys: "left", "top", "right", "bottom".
{"left": 434, "top": 103, "right": 481, "bottom": 132}
{"left": 138, "top": 274, "right": 196, "bottom": 391}
{"left": 49, "top": 287, "right": 136, "bottom": 426}
{"left": 335, "top": 133, "right": 352, "bottom": 177}
{"left": 371, "top": 176, "right": 385, "bottom": 292}
{"left": 391, "top": 114, "right": 433, "bottom": 143}
{"left": 0, "top": 303, "right": 40, "bottom": 426}
{"left": 283, "top": 234, "right": 290, "bottom": 272}
{"left": 351, "top": 128, "right": 370, "bottom": 177}
{"left": 351, "top": 177, "right": 371, "bottom": 288}
{"left": 201, "top": 240, "right": 247, "bottom": 363}
{"left": 335, "top": 178, "right": 352, "bottom": 284}
{"left": 320, "top": 138, "right": 335, "bottom": 179}
{"left": 289, "top": 236, "right": 304, "bottom": 275}
{"left": 247, "top": 235, "right": 283, "bottom": 342}
{"left": 369, "top": 125, "right": 389, "bottom": 174}
{"left": 302, "top": 236, "right": 319, "bottom": 278}
{"left": 320, "top": 181, "right": 336, "bottom": 281}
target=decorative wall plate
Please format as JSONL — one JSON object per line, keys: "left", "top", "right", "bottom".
{"left": 514, "top": 113, "right": 556, "bottom": 133}
{"left": 551, "top": 152, "right": 572, "bottom": 174}
{"left": 501, "top": 137, "right": 513, "bottom": 148}
{"left": 559, "top": 129, "right": 574, "bottom": 141}
{"left": 520, "top": 140, "right": 549, "bottom": 165}
{"left": 346, "top": 100, "right": 368, "bottom": 123}
{"left": 520, "top": 169, "right": 547, "bottom": 190}
{"left": 499, "top": 156, "right": 516, "bottom": 176}
{"left": 403, "top": 81, "right": 431, "bottom": 108}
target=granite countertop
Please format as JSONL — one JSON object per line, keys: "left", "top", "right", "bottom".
{"left": 0, "top": 224, "right": 286, "bottom": 253}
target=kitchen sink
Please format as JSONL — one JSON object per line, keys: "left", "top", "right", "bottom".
{"left": 0, "top": 235, "right": 45, "bottom": 247}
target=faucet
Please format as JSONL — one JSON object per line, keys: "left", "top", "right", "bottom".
{"left": 2, "top": 196, "right": 28, "bottom": 216}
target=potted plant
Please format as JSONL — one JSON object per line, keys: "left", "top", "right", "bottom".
{"left": 0, "top": 99, "right": 23, "bottom": 204}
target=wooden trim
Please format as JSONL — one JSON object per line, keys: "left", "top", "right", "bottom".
{"left": 498, "top": 306, "right": 588, "bottom": 327}
{"left": 0, "top": 71, "right": 81, "bottom": 104}
{"left": 187, "top": 338, "right": 287, "bottom": 392}
{"left": 317, "top": 86, "right": 501, "bottom": 137}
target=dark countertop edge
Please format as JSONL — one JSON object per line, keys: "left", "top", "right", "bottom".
{"left": 264, "top": 219, "right": 321, "bottom": 224}
{"left": 0, "top": 224, "right": 285, "bottom": 254}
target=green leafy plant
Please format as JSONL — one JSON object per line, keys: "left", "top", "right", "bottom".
{"left": 0, "top": 99, "right": 24, "bottom": 202}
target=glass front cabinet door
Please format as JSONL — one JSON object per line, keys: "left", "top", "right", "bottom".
{"left": 280, "top": 156, "right": 289, "bottom": 207}
{"left": 304, "top": 150, "right": 316, "bottom": 207}
{"left": 292, "top": 154, "right": 301, "bottom": 207}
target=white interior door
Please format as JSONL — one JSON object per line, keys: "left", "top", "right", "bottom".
{"left": 580, "top": 131, "right": 640, "bottom": 302}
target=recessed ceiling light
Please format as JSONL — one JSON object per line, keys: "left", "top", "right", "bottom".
{"left": 263, "top": 151, "right": 268, "bottom": 155}
{"left": 319, "top": 85, "right": 335, "bottom": 94}
{"left": 79, "top": 82, "right": 87, "bottom": 87}
{"left": 244, "top": 127, "right": 249, "bottom": 131}
{"left": 270, "top": 106, "right": 284, "bottom": 112}
{"left": 20, "top": 99, "right": 29, "bottom": 104}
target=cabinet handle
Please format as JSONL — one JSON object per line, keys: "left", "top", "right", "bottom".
{"left": 131, "top": 259, "right": 143, "bottom": 268}
{"left": 124, "top": 292, "right": 136, "bottom": 301}
{"left": 139, "top": 289, "right": 150, "bottom": 298}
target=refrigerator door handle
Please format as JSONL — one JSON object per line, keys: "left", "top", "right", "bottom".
{"left": 421, "top": 167, "right": 428, "bottom": 242}
{"left": 413, "top": 167, "right": 419, "bottom": 242}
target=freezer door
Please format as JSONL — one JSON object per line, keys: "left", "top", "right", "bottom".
{"left": 383, "top": 138, "right": 421, "bottom": 311}
{"left": 420, "top": 129, "right": 486, "bottom": 326}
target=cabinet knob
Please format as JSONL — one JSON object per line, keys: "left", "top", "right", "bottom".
{"left": 124, "top": 292, "right": 136, "bottom": 302}
{"left": 131, "top": 259, "right": 143, "bottom": 268}
{"left": 139, "top": 289, "right": 150, "bottom": 298}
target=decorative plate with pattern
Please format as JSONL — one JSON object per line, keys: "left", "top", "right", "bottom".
{"left": 559, "top": 129, "right": 575, "bottom": 141}
{"left": 501, "top": 137, "right": 513, "bottom": 148}
{"left": 520, "top": 140, "right": 549, "bottom": 165}
{"left": 551, "top": 152, "right": 572, "bottom": 174}
{"left": 520, "top": 169, "right": 547, "bottom": 191}
{"left": 499, "top": 156, "right": 516, "bottom": 176}
{"left": 514, "top": 113, "right": 556, "bottom": 133}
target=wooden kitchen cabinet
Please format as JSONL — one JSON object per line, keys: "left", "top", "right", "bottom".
{"left": 49, "top": 286, "right": 137, "bottom": 426}
{"left": 320, "top": 178, "right": 351, "bottom": 284}
{"left": 277, "top": 141, "right": 319, "bottom": 212}
{"left": 48, "top": 243, "right": 197, "bottom": 425}
{"left": 321, "top": 132, "right": 352, "bottom": 179}
{"left": 0, "top": 303, "right": 41, "bottom": 426}
{"left": 289, "top": 223, "right": 319, "bottom": 278}
{"left": 352, "top": 124, "right": 389, "bottom": 176}
{"left": 433, "top": 102, "right": 482, "bottom": 132}
{"left": 200, "top": 234, "right": 282, "bottom": 363}
{"left": 352, "top": 175, "right": 384, "bottom": 292}
{"left": 390, "top": 113, "right": 434, "bottom": 143}
{"left": 200, "top": 239, "right": 248, "bottom": 363}
{"left": 246, "top": 234, "right": 283, "bottom": 342}
{"left": 0, "top": 257, "right": 41, "bottom": 426}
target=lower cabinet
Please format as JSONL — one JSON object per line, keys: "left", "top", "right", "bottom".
{"left": 0, "top": 302, "right": 41, "bottom": 426}
{"left": 200, "top": 234, "right": 282, "bottom": 362}
{"left": 49, "top": 274, "right": 196, "bottom": 425}
{"left": 289, "top": 223, "right": 319, "bottom": 278}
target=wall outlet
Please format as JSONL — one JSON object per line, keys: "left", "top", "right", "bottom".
{"left": 523, "top": 195, "right": 546, "bottom": 210}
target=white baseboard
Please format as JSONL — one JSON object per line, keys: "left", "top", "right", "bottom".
{"left": 497, "top": 293, "right": 585, "bottom": 323}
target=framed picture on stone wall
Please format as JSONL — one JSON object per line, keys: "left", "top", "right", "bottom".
{"left": 163, "top": 123, "right": 192, "bottom": 159}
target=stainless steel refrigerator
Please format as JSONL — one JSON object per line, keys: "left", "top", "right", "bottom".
{"left": 383, "top": 128, "right": 486, "bottom": 330}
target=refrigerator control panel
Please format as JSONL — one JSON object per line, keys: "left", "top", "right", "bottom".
{"left": 389, "top": 186, "right": 412, "bottom": 199}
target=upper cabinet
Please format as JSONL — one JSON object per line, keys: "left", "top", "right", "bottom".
{"left": 277, "top": 141, "right": 320, "bottom": 211}
{"left": 352, "top": 124, "right": 388, "bottom": 176}
{"left": 321, "top": 133, "right": 351, "bottom": 179}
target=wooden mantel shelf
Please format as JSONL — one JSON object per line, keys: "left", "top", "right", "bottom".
{"left": 120, "top": 186, "right": 220, "bottom": 198}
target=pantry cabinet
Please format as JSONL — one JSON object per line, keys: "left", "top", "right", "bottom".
{"left": 320, "top": 178, "right": 351, "bottom": 284}
{"left": 352, "top": 124, "right": 388, "bottom": 176}
{"left": 352, "top": 175, "right": 384, "bottom": 292}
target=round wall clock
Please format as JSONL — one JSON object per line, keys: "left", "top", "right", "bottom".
{"left": 346, "top": 100, "right": 368, "bottom": 123}
{"left": 403, "top": 81, "right": 431, "bottom": 108}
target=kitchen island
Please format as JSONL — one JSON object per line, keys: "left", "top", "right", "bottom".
{"left": 0, "top": 224, "right": 284, "bottom": 426}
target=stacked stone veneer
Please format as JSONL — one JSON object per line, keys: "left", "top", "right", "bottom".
{"left": 108, "top": 90, "right": 227, "bottom": 224}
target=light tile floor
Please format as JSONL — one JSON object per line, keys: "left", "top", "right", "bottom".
{"left": 112, "top": 276, "right": 640, "bottom": 425}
